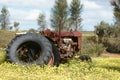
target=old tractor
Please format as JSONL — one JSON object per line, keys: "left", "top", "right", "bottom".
{"left": 6, "top": 29, "right": 82, "bottom": 66}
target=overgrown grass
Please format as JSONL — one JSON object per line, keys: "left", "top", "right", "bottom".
{"left": 82, "top": 31, "right": 95, "bottom": 37}
{"left": 81, "top": 34, "right": 104, "bottom": 57}
{"left": 0, "top": 30, "right": 15, "bottom": 48}
{"left": 0, "top": 57, "right": 120, "bottom": 80}
{"left": 0, "top": 50, "right": 6, "bottom": 64}
{"left": 0, "top": 31, "right": 120, "bottom": 80}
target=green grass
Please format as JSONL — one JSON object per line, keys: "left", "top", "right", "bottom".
{"left": 0, "top": 51, "right": 120, "bottom": 80}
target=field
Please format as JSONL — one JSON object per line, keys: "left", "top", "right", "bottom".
{"left": 0, "top": 50, "right": 120, "bottom": 80}
{"left": 0, "top": 30, "right": 120, "bottom": 80}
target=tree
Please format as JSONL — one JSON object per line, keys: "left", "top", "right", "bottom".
{"left": 37, "top": 13, "right": 47, "bottom": 31}
{"left": 14, "top": 21, "right": 19, "bottom": 31}
{"left": 94, "top": 21, "right": 111, "bottom": 43}
{"left": 112, "top": 24, "right": 120, "bottom": 37}
{"left": 69, "top": 0, "right": 83, "bottom": 31}
{"left": 28, "top": 28, "right": 36, "bottom": 33}
{"left": 51, "top": 0, "right": 68, "bottom": 31}
{"left": 111, "top": 0, "right": 120, "bottom": 24}
{"left": 0, "top": 6, "right": 10, "bottom": 30}
{"left": 111, "top": 0, "right": 120, "bottom": 37}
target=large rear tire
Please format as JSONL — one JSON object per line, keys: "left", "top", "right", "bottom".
{"left": 6, "top": 33, "right": 53, "bottom": 65}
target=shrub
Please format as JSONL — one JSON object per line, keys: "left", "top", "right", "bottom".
{"left": 106, "top": 38, "right": 120, "bottom": 53}
{"left": 81, "top": 36, "right": 104, "bottom": 57}
{"left": 85, "top": 35, "right": 98, "bottom": 43}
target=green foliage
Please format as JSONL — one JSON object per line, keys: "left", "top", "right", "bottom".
{"left": 108, "top": 0, "right": 120, "bottom": 53}
{"left": 110, "top": 0, "right": 120, "bottom": 37}
{"left": 111, "top": 0, "right": 120, "bottom": 22}
{"left": 51, "top": 0, "right": 68, "bottom": 31}
{"left": 114, "top": 7, "right": 120, "bottom": 22}
{"left": 94, "top": 21, "right": 111, "bottom": 43}
{"left": 81, "top": 36, "right": 104, "bottom": 57}
{"left": 85, "top": 35, "right": 98, "bottom": 43}
{"left": 94, "top": 21, "right": 120, "bottom": 53}
{"left": 112, "top": 24, "right": 120, "bottom": 37}
{"left": 111, "top": 0, "right": 120, "bottom": 37}
{"left": 37, "top": 13, "right": 47, "bottom": 31}
{"left": 14, "top": 21, "right": 19, "bottom": 31}
{"left": 0, "top": 57, "right": 120, "bottom": 80}
{"left": 69, "top": 0, "right": 82, "bottom": 30}
{"left": 106, "top": 38, "right": 120, "bottom": 53}
{"left": 0, "top": 6, "right": 10, "bottom": 30}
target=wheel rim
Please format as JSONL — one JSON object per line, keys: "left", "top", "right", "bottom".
{"left": 16, "top": 41, "right": 41, "bottom": 63}
{"left": 48, "top": 53, "right": 54, "bottom": 65}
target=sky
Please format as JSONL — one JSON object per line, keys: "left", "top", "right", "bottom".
{"left": 0, "top": 0, "right": 114, "bottom": 31}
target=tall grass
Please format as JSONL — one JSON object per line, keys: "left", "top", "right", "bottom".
{"left": 80, "top": 35, "right": 104, "bottom": 57}
{"left": 0, "top": 58, "right": 119, "bottom": 80}
{"left": 0, "top": 50, "right": 6, "bottom": 64}
{"left": 0, "top": 30, "right": 15, "bottom": 48}
{"left": 0, "top": 31, "right": 120, "bottom": 80}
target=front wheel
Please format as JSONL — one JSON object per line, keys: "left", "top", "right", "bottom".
{"left": 51, "top": 42, "right": 60, "bottom": 67}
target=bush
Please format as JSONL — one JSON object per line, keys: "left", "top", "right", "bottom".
{"left": 81, "top": 36, "right": 104, "bottom": 57}
{"left": 106, "top": 38, "right": 120, "bottom": 53}
{"left": 85, "top": 35, "right": 98, "bottom": 43}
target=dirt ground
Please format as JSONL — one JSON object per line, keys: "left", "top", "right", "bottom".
{"left": 102, "top": 52, "right": 120, "bottom": 58}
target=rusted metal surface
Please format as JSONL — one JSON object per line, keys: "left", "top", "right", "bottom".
{"left": 41, "top": 29, "right": 82, "bottom": 59}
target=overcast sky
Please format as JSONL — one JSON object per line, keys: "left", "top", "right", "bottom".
{"left": 0, "top": 0, "right": 114, "bottom": 31}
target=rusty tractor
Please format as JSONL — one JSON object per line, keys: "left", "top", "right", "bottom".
{"left": 6, "top": 29, "right": 82, "bottom": 66}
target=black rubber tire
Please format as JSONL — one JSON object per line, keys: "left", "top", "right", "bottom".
{"left": 6, "top": 33, "right": 53, "bottom": 65}
{"left": 51, "top": 42, "right": 60, "bottom": 67}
